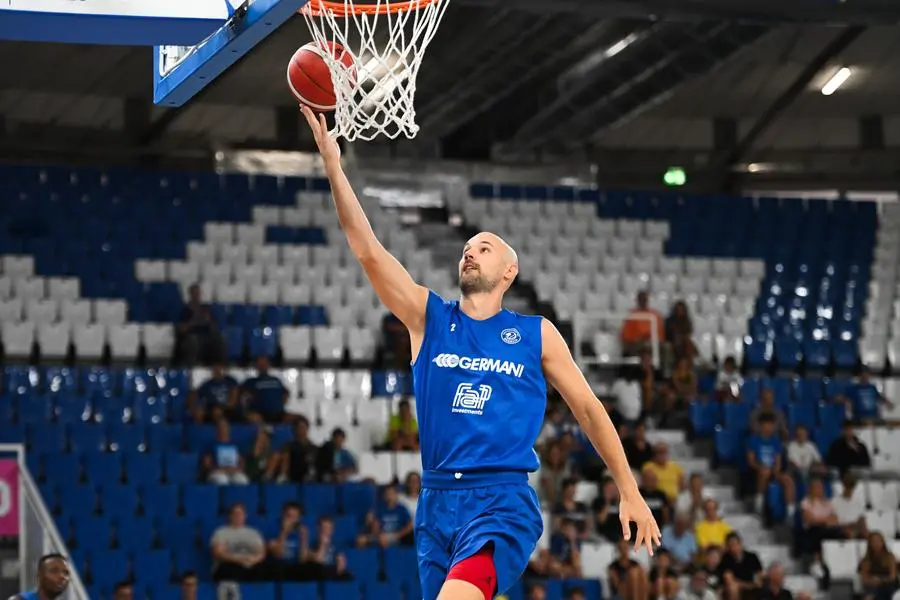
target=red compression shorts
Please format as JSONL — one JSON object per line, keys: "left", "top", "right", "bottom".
{"left": 446, "top": 546, "right": 497, "bottom": 600}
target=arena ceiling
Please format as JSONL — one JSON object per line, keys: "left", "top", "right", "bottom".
{"left": 1, "top": 0, "right": 899, "bottom": 185}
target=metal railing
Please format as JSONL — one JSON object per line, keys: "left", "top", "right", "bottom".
{"left": 572, "top": 311, "right": 661, "bottom": 371}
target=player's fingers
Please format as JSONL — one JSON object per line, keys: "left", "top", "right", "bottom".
{"left": 643, "top": 523, "right": 654, "bottom": 556}
{"left": 619, "top": 514, "right": 630, "bottom": 541}
{"left": 632, "top": 527, "right": 644, "bottom": 553}
{"left": 300, "top": 105, "right": 316, "bottom": 128}
{"left": 318, "top": 113, "right": 329, "bottom": 135}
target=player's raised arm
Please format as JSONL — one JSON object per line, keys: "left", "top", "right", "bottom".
{"left": 540, "top": 318, "right": 661, "bottom": 555}
{"left": 301, "top": 107, "right": 428, "bottom": 332}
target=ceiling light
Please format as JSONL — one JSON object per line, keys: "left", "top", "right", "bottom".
{"left": 821, "top": 67, "right": 852, "bottom": 96}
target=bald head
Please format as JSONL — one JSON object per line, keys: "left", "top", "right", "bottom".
{"left": 459, "top": 232, "right": 519, "bottom": 295}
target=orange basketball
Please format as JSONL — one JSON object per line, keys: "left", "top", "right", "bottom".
{"left": 287, "top": 41, "right": 354, "bottom": 111}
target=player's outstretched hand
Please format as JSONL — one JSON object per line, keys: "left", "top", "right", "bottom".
{"left": 300, "top": 105, "right": 341, "bottom": 164}
{"left": 619, "top": 495, "right": 662, "bottom": 556}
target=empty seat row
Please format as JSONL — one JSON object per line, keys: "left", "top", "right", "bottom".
{"left": 1, "top": 321, "right": 173, "bottom": 359}
{"left": 0, "top": 297, "right": 128, "bottom": 325}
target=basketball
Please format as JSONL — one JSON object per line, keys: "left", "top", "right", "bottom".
{"left": 287, "top": 41, "right": 355, "bottom": 111}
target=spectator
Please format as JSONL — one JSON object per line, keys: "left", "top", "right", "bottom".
{"left": 280, "top": 416, "right": 318, "bottom": 483}
{"left": 843, "top": 367, "right": 894, "bottom": 424}
{"left": 112, "top": 582, "right": 133, "bottom": 600}
{"left": 675, "top": 473, "right": 710, "bottom": 524}
{"left": 537, "top": 404, "right": 568, "bottom": 450}
{"left": 386, "top": 399, "right": 419, "bottom": 451}
{"left": 832, "top": 472, "right": 868, "bottom": 539}
{"left": 746, "top": 413, "right": 796, "bottom": 516}
{"left": 671, "top": 356, "right": 698, "bottom": 407}
{"left": 176, "top": 283, "right": 225, "bottom": 366}
{"left": 688, "top": 546, "right": 724, "bottom": 592}
{"left": 381, "top": 312, "right": 410, "bottom": 370}
{"left": 649, "top": 548, "right": 681, "bottom": 599}
{"left": 612, "top": 376, "right": 643, "bottom": 426}
{"left": 204, "top": 418, "right": 250, "bottom": 485}
{"left": 305, "top": 516, "right": 349, "bottom": 580}
{"left": 245, "top": 425, "right": 280, "bottom": 482}
{"left": 623, "top": 420, "right": 654, "bottom": 471}
{"left": 376, "top": 486, "right": 414, "bottom": 546}
{"left": 661, "top": 513, "right": 698, "bottom": 570}
{"left": 400, "top": 471, "right": 421, "bottom": 519}
{"left": 858, "top": 531, "right": 899, "bottom": 600}
{"left": 758, "top": 562, "right": 793, "bottom": 600}
{"left": 799, "top": 478, "right": 841, "bottom": 556}
{"left": 552, "top": 477, "right": 591, "bottom": 538}
{"left": 592, "top": 477, "right": 623, "bottom": 543}
{"left": 665, "top": 300, "right": 696, "bottom": 364}
{"left": 639, "top": 350, "right": 658, "bottom": 414}
{"left": 179, "top": 572, "right": 199, "bottom": 600}
{"left": 621, "top": 290, "right": 664, "bottom": 357}
{"left": 266, "top": 502, "right": 309, "bottom": 580}
{"left": 826, "top": 421, "right": 872, "bottom": 475}
{"left": 242, "top": 355, "right": 290, "bottom": 423}
{"left": 315, "top": 427, "right": 357, "bottom": 483}
{"left": 678, "top": 569, "right": 718, "bottom": 600}
{"left": 639, "top": 468, "right": 672, "bottom": 528}
{"left": 527, "top": 582, "right": 547, "bottom": 600}
{"left": 210, "top": 503, "right": 267, "bottom": 581}
{"left": 607, "top": 538, "right": 648, "bottom": 599}
{"left": 540, "top": 440, "right": 573, "bottom": 505}
{"left": 749, "top": 388, "right": 789, "bottom": 439}
{"left": 786, "top": 425, "right": 824, "bottom": 479}
{"left": 715, "top": 356, "right": 743, "bottom": 401}
{"left": 565, "top": 587, "right": 585, "bottom": 600}
{"left": 695, "top": 499, "right": 733, "bottom": 551}
{"left": 642, "top": 442, "right": 685, "bottom": 502}
{"left": 719, "top": 532, "right": 763, "bottom": 600}
{"left": 188, "top": 363, "right": 240, "bottom": 423}
{"left": 548, "top": 518, "right": 582, "bottom": 578}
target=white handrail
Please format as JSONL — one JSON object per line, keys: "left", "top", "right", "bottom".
{"left": 573, "top": 311, "right": 662, "bottom": 370}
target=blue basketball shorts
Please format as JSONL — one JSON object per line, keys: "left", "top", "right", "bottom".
{"left": 415, "top": 471, "right": 543, "bottom": 600}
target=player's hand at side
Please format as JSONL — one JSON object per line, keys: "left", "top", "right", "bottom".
{"left": 619, "top": 495, "right": 662, "bottom": 556}
{"left": 300, "top": 105, "right": 341, "bottom": 164}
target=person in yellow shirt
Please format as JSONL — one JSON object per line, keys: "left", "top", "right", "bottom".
{"left": 694, "top": 498, "right": 733, "bottom": 550}
{"left": 641, "top": 443, "right": 684, "bottom": 501}
{"left": 387, "top": 399, "right": 419, "bottom": 451}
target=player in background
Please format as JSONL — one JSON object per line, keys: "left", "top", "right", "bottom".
{"left": 301, "top": 107, "right": 660, "bottom": 600}
{"left": 9, "top": 553, "right": 70, "bottom": 600}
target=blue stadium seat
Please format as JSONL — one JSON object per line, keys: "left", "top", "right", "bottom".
{"left": 124, "top": 452, "right": 163, "bottom": 486}
{"left": 723, "top": 403, "right": 752, "bottom": 432}
{"left": 107, "top": 423, "right": 146, "bottom": 452}
{"left": 184, "top": 485, "right": 220, "bottom": 519}
{"left": 72, "top": 516, "right": 113, "bottom": 553}
{"left": 116, "top": 517, "right": 156, "bottom": 552}
{"left": 282, "top": 583, "right": 320, "bottom": 598}
{"left": 88, "top": 550, "right": 129, "bottom": 590}
{"left": 59, "top": 485, "right": 98, "bottom": 517}
{"left": 83, "top": 453, "right": 123, "bottom": 487}
{"left": 133, "top": 549, "right": 173, "bottom": 584}
{"left": 323, "top": 581, "right": 359, "bottom": 600}
{"left": 787, "top": 402, "right": 817, "bottom": 432}
{"left": 250, "top": 327, "right": 278, "bottom": 358}
{"left": 384, "top": 546, "right": 418, "bottom": 583}
{"left": 68, "top": 424, "right": 108, "bottom": 453}
{"left": 140, "top": 483, "right": 179, "bottom": 518}
{"left": 148, "top": 425, "right": 184, "bottom": 452}
{"left": 158, "top": 516, "right": 197, "bottom": 550}
{"left": 333, "top": 515, "right": 358, "bottom": 547}
{"left": 185, "top": 425, "right": 217, "bottom": 453}
{"left": 302, "top": 484, "right": 338, "bottom": 517}
{"left": 261, "top": 484, "right": 300, "bottom": 516}
{"left": 29, "top": 423, "right": 66, "bottom": 453}
{"left": 689, "top": 401, "right": 721, "bottom": 438}
{"left": 165, "top": 452, "right": 199, "bottom": 484}
{"left": 239, "top": 584, "right": 277, "bottom": 600}
{"left": 54, "top": 396, "right": 91, "bottom": 424}
{"left": 134, "top": 395, "right": 168, "bottom": 425}
{"left": 340, "top": 483, "right": 377, "bottom": 517}
{"left": 364, "top": 582, "right": 401, "bottom": 600}
{"left": 101, "top": 484, "right": 139, "bottom": 520}
{"left": 221, "top": 485, "right": 260, "bottom": 516}
{"left": 42, "top": 452, "right": 81, "bottom": 487}
{"left": 714, "top": 428, "right": 743, "bottom": 466}
{"left": 818, "top": 401, "right": 846, "bottom": 430}
{"left": 344, "top": 548, "right": 379, "bottom": 586}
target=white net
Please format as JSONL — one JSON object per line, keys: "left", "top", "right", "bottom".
{"left": 301, "top": 0, "right": 450, "bottom": 142}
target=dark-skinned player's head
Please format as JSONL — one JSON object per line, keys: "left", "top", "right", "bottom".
{"left": 36, "top": 553, "right": 70, "bottom": 598}
{"left": 458, "top": 232, "right": 518, "bottom": 297}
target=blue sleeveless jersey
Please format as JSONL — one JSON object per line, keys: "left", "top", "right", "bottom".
{"left": 13, "top": 592, "right": 37, "bottom": 600}
{"left": 412, "top": 291, "right": 547, "bottom": 473}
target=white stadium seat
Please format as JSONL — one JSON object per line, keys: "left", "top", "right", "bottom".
{"left": 2, "top": 321, "right": 35, "bottom": 357}
{"left": 14, "top": 277, "right": 45, "bottom": 301}
{"left": 251, "top": 245, "right": 280, "bottom": 266}
{"left": 47, "top": 277, "right": 80, "bottom": 301}
{"left": 94, "top": 300, "right": 128, "bottom": 326}
{"left": 220, "top": 244, "right": 249, "bottom": 266}
{"left": 280, "top": 283, "right": 313, "bottom": 306}
{"left": 143, "top": 324, "right": 175, "bottom": 360}
{"left": 109, "top": 324, "right": 141, "bottom": 359}
{"left": 358, "top": 452, "right": 393, "bottom": 485}
{"left": 235, "top": 224, "right": 266, "bottom": 246}
{"left": 135, "top": 259, "right": 168, "bottom": 283}
{"left": 215, "top": 281, "right": 248, "bottom": 304}
{"left": 37, "top": 323, "right": 69, "bottom": 358}
{"left": 204, "top": 222, "right": 235, "bottom": 245}
{"left": 0, "top": 298, "right": 23, "bottom": 323}
{"left": 187, "top": 242, "right": 218, "bottom": 265}
{"left": 25, "top": 299, "right": 58, "bottom": 325}
{"left": 281, "top": 245, "right": 311, "bottom": 266}
{"left": 347, "top": 327, "right": 376, "bottom": 362}
{"left": 2, "top": 256, "right": 35, "bottom": 278}
{"left": 314, "top": 327, "right": 345, "bottom": 362}
{"left": 233, "top": 264, "right": 263, "bottom": 286}
{"left": 168, "top": 261, "right": 201, "bottom": 286}
{"left": 0, "top": 277, "right": 11, "bottom": 300}
{"left": 73, "top": 323, "right": 106, "bottom": 359}
{"left": 280, "top": 326, "right": 313, "bottom": 362}
{"left": 249, "top": 282, "right": 279, "bottom": 306}
{"left": 201, "top": 262, "right": 232, "bottom": 286}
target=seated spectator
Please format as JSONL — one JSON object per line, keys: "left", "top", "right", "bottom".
{"left": 799, "top": 478, "right": 841, "bottom": 556}
{"left": 621, "top": 290, "right": 664, "bottom": 357}
{"left": 786, "top": 425, "right": 824, "bottom": 479}
{"left": 315, "top": 427, "right": 357, "bottom": 483}
{"left": 623, "top": 420, "right": 654, "bottom": 471}
{"left": 858, "top": 531, "right": 899, "bottom": 600}
{"left": 649, "top": 548, "right": 680, "bottom": 599}
{"left": 746, "top": 414, "right": 796, "bottom": 516}
{"left": 593, "top": 477, "right": 623, "bottom": 543}
{"left": 546, "top": 518, "right": 582, "bottom": 578}
{"left": 695, "top": 499, "right": 732, "bottom": 551}
{"left": 826, "top": 421, "right": 872, "bottom": 475}
{"left": 640, "top": 468, "right": 672, "bottom": 528}
{"left": 381, "top": 312, "right": 411, "bottom": 370}
{"left": 758, "top": 562, "right": 793, "bottom": 600}
{"left": 176, "top": 283, "right": 225, "bottom": 366}
{"left": 680, "top": 568, "right": 718, "bottom": 600}
{"left": 553, "top": 477, "right": 591, "bottom": 538}
{"left": 642, "top": 443, "right": 685, "bottom": 502}
{"left": 607, "top": 538, "right": 647, "bottom": 599}
{"left": 537, "top": 404, "right": 566, "bottom": 450}
{"left": 526, "top": 582, "right": 547, "bottom": 600}
{"left": 204, "top": 418, "right": 250, "bottom": 485}
{"left": 112, "top": 582, "right": 133, "bottom": 600}
{"left": 280, "top": 416, "right": 318, "bottom": 483}
{"left": 832, "top": 472, "right": 868, "bottom": 539}
{"left": 179, "top": 572, "right": 199, "bottom": 600}
{"left": 358, "top": 486, "right": 413, "bottom": 548}
{"left": 245, "top": 425, "right": 281, "bottom": 482}
{"left": 639, "top": 351, "right": 658, "bottom": 414}
{"left": 305, "top": 516, "right": 350, "bottom": 580}
{"left": 843, "top": 367, "right": 894, "bottom": 425}
{"left": 242, "top": 356, "right": 290, "bottom": 424}
{"left": 266, "top": 502, "right": 310, "bottom": 581}
{"left": 210, "top": 503, "right": 267, "bottom": 581}
{"left": 671, "top": 356, "right": 697, "bottom": 407}
{"left": 688, "top": 546, "right": 725, "bottom": 592}
{"left": 715, "top": 356, "right": 743, "bottom": 401}
{"left": 188, "top": 363, "right": 240, "bottom": 422}
{"left": 719, "top": 533, "right": 763, "bottom": 600}
{"left": 749, "top": 389, "right": 789, "bottom": 439}
{"left": 386, "top": 399, "right": 419, "bottom": 451}
{"left": 665, "top": 300, "right": 697, "bottom": 364}
{"left": 675, "top": 473, "right": 710, "bottom": 524}
{"left": 400, "top": 471, "right": 421, "bottom": 519}
{"left": 540, "top": 440, "right": 573, "bottom": 505}
{"left": 565, "top": 587, "right": 585, "bottom": 600}
{"left": 662, "top": 513, "right": 698, "bottom": 570}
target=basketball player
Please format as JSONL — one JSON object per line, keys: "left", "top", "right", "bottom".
{"left": 301, "top": 107, "right": 660, "bottom": 600}
{"left": 9, "top": 553, "right": 70, "bottom": 600}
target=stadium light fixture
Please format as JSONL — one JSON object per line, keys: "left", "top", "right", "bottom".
{"left": 821, "top": 67, "right": 852, "bottom": 96}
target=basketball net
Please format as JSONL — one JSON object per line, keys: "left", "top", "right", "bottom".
{"left": 301, "top": 0, "right": 450, "bottom": 142}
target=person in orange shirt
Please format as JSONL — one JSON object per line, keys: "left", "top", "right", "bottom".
{"left": 621, "top": 291, "right": 665, "bottom": 356}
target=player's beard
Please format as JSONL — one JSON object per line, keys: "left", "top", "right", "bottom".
{"left": 459, "top": 269, "right": 499, "bottom": 295}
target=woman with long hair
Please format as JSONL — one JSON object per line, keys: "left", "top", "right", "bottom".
{"left": 859, "top": 531, "right": 899, "bottom": 600}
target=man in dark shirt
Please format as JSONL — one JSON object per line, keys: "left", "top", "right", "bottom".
{"left": 623, "top": 420, "right": 655, "bottom": 471}
{"left": 607, "top": 538, "right": 649, "bottom": 599}
{"left": 188, "top": 363, "right": 240, "bottom": 422}
{"left": 719, "top": 533, "right": 763, "bottom": 600}
{"left": 242, "top": 356, "right": 289, "bottom": 423}
{"left": 177, "top": 283, "right": 225, "bottom": 366}
{"left": 688, "top": 546, "right": 724, "bottom": 593}
{"left": 265, "top": 502, "right": 310, "bottom": 581}
{"left": 826, "top": 421, "right": 872, "bottom": 475}
{"left": 639, "top": 468, "right": 672, "bottom": 528}
{"left": 592, "top": 477, "right": 624, "bottom": 543}
{"left": 280, "top": 417, "right": 318, "bottom": 483}
{"left": 648, "top": 549, "right": 680, "bottom": 600}
{"left": 758, "top": 563, "right": 794, "bottom": 600}
{"left": 315, "top": 428, "right": 357, "bottom": 483}
{"left": 552, "top": 478, "right": 591, "bottom": 539}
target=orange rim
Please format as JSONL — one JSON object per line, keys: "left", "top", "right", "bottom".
{"left": 300, "top": 0, "right": 439, "bottom": 16}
